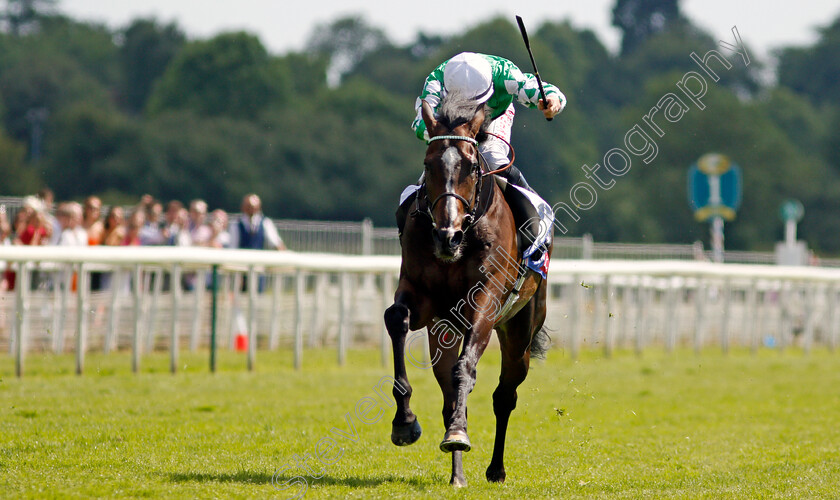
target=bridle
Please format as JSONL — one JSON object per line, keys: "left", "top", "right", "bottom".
{"left": 413, "top": 132, "right": 514, "bottom": 233}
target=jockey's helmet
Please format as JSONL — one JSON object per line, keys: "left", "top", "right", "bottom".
{"left": 443, "top": 52, "right": 493, "bottom": 104}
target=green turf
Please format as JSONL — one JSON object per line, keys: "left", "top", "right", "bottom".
{"left": 2, "top": 346, "right": 840, "bottom": 499}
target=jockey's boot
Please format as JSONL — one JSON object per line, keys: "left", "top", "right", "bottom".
{"left": 498, "top": 166, "right": 547, "bottom": 261}
{"left": 499, "top": 165, "right": 533, "bottom": 192}
{"left": 396, "top": 173, "right": 425, "bottom": 236}
{"left": 395, "top": 193, "right": 414, "bottom": 236}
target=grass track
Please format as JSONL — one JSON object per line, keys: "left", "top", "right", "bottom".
{"left": 2, "top": 347, "right": 840, "bottom": 499}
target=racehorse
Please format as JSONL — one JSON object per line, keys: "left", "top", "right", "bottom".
{"left": 384, "top": 90, "right": 552, "bottom": 487}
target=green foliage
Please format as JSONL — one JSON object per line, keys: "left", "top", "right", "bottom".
{"left": 612, "top": 0, "right": 686, "bottom": 55}
{"left": 147, "top": 32, "right": 290, "bottom": 118}
{"left": 258, "top": 80, "right": 419, "bottom": 224}
{"left": 760, "top": 87, "right": 829, "bottom": 156}
{"left": 441, "top": 16, "right": 526, "bottom": 64}
{"left": 118, "top": 18, "right": 185, "bottom": 113}
{"left": 306, "top": 15, "right": 389, "bottom": 86}
{"left": 0, "top": 40, "right": 110, "bottom": 142}
{"left": 599, "top": 73, "right": 832, "bottom": 248}
{"left": 0, "top": 0, "right": 55, "bottom": 36}
{"left": 139, "top": 111, "right": 267, "bottom": 210}
{"left": 0, "top": 5, "right": 838, "bottom": 253}
{"left": 0, "top": 128, "right": 40, "bottom": 193}
{"left": 777, "top": 17, "right": 840, "bottom": 106}
{"left": 279, "top": 51, "right": 329, "bottom": 96}
{"left": 36, "top": 15, "right": 120, "bottom": 87}
{"left": 347, "top": 44, "right": 422, "bottom": 98}
{"left": 42, "top": 101, "right": 142, "bottom": 199}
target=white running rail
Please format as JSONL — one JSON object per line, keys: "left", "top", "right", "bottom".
{"left": 2, "top": 246, "right": 838, "bottom": 377}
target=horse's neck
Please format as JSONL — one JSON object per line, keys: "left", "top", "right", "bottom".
{"left": 479, "top": 182, "right": 516, "bottom": 246}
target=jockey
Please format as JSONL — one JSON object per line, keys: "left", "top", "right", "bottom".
{"left": 398, "top": 51, "right": 566, "bottom": 243}
{"left": 412, "top": 51, "right": 565, "bottom": 188}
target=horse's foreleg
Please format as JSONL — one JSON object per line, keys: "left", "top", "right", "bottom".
{"left": 440, "top": 321, "right": 493, "bottom": 453}
{"left": 486, "top": 295, "right": 542, "bottom": 483}
{"left": 384, "top": 301, "right": 421, "bottom": 446}
{"left": 430, "top": 325, "right": 467, "bottom": 486}
{"left": 384, "top": 285, "right": 432, "bottom": 446}
{"left": 485, "top": 351, "right": 529, "bottom": 483}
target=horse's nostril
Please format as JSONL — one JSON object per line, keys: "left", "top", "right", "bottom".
{"left": 434, "top": 229, "right": 462, "bottom": 254}
{"left": 451, "top": 230, "right": 463, "bottom": 247}
{"left": 433, "top": 229, "right": 446, "bottom": 245}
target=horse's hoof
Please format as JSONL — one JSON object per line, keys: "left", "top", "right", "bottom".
{"left": 391, "top": 419, "right": 422, "bottom": 446}
{"left": 486, "top": 466, "right": 506, "bottom": 483}
{"left": 450, "top": 476, "right": 467, "bottom": 488}
{"left": 440, "top": 430, "right": 471, "bottom": 452}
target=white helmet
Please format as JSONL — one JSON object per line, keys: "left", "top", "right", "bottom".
{"left": 443, "top": 52, "right": 493, "bottom": 103}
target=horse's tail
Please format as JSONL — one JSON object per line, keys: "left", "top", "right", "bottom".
{"left": 529, "top": 325, "right": 551, "bottom": 360}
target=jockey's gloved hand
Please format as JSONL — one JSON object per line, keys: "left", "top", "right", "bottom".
{"left": 538, "top": 95, "right": 564, "bottom": 120}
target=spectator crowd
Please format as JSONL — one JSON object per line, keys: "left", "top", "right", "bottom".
{"left": 1, "top": 188, "right": 286, "bottom": 291}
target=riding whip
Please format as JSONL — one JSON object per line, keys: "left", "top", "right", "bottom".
{"left": 515, "top": 15, "right": 552, "bottom": 121}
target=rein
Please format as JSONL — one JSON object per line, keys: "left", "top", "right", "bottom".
{"left": 482, "top": 132, "right": 515, "bottom": 176}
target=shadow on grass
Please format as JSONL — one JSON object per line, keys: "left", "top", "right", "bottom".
{"left": 305, "top": 474, "right": 432, "bottom": 489}
{"left": 168, "top": 471, "right": 433, "bottom": 489}
{"left": 167, "top": 471, "right": 274, "bottom": 484}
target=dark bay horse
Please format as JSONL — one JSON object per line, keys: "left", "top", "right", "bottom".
{"left": 384, "top": 91, "right": 551, "bottom": 487}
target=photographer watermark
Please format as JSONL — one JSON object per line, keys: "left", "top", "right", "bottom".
{"left": 553, "top": 26, "right": 749, "bottom": 234}
{"left": 269, "top": 25, "right": 752, "bottom": 497}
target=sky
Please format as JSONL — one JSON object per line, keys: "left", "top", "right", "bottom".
{"left": 58, "top": 1, "right": 839, "bottom": 63}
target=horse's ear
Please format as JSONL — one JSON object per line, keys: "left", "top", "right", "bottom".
{"left": 421, "top": 99, "right": 437, "bottom": 133}
{"left": 468, "top": 103, "right": 486, "bottom": 136}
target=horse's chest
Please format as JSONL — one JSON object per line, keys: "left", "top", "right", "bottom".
{"left": 412, "top": 262, "right": 482, "bottom": 304}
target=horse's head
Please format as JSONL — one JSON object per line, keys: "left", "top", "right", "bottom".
{"left": 420, "top": 92, "right": 488, "bottom": 262}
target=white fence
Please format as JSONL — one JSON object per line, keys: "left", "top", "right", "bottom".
{"left": 2, "top": 246, "right": 840, "bottom": 377}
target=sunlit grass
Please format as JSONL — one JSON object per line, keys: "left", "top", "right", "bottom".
{"left": 2, "top": 346, "right": 840, "bottom": 498}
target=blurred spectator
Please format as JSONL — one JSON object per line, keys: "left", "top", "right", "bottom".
{"left": 14, "top": 196, "right": 52, "bottom": 290}
{"left": 0, "top": 204, "right": 10, "bottom": 245}
{"left": 123, "top": 209, "right": 145, "bottom": 246}
{"left": 229, "top": 193, "right": 286, "bottom": 250}
{"left": 171, "top": 207, "right": 192, "bottom": 246}
{"left": 149, "top": 200, "right": 163, "bottom": 222}
{"left": 208, "top": 209, "right": 230, "bottom": 248}
{"left": 98, "top": 206, "right": 126, "bottom": 291}
{"left": 229, "top": 194, "right": 283, "bottom": 293}
{"left": 37, "top": 187, "right": 62, "bottom": 245}
{"left": 12, "top": 206, "right": 29, "bottom": 240}
{"left": 82, "top": 196, "right": 105, "bottom": 245}
{"left": 7, "top": 207, "right": 30, "bottom": 290}
{"left": 139, "top": 194, "right": 154, "bottom": 209}
{"left": 14, "top": 196, "right": 51, "bottom": 246}
{"left": 161, "top": 200, "right": 184, "bottom": 245}
{"left": 188, "top": 199, "right": 212, "bottom": 246}
{"left": 139, "top": 198, "right": 165, "bottom": 245}
{"left": 54, "top": 202, "right": 87, "bottom": 292}
{"left": 56, "top": 202, "right": 88, "bottom": 246}
{"left": 1, "top": 204, "right": 10, "bottom": 291}
{"left": 102, "top": 206, "right": 126, "bottom": 246}
{"left": 82, "top": 196, "right": 105, "bottom": 291}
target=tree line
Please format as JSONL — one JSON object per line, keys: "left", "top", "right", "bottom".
{"left": 1, "top": 0, "right": 839, "bottom": 253}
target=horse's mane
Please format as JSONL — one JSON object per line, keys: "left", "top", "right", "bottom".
{"left": 437, "top": 90, "right": 491, "bottom": 138}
